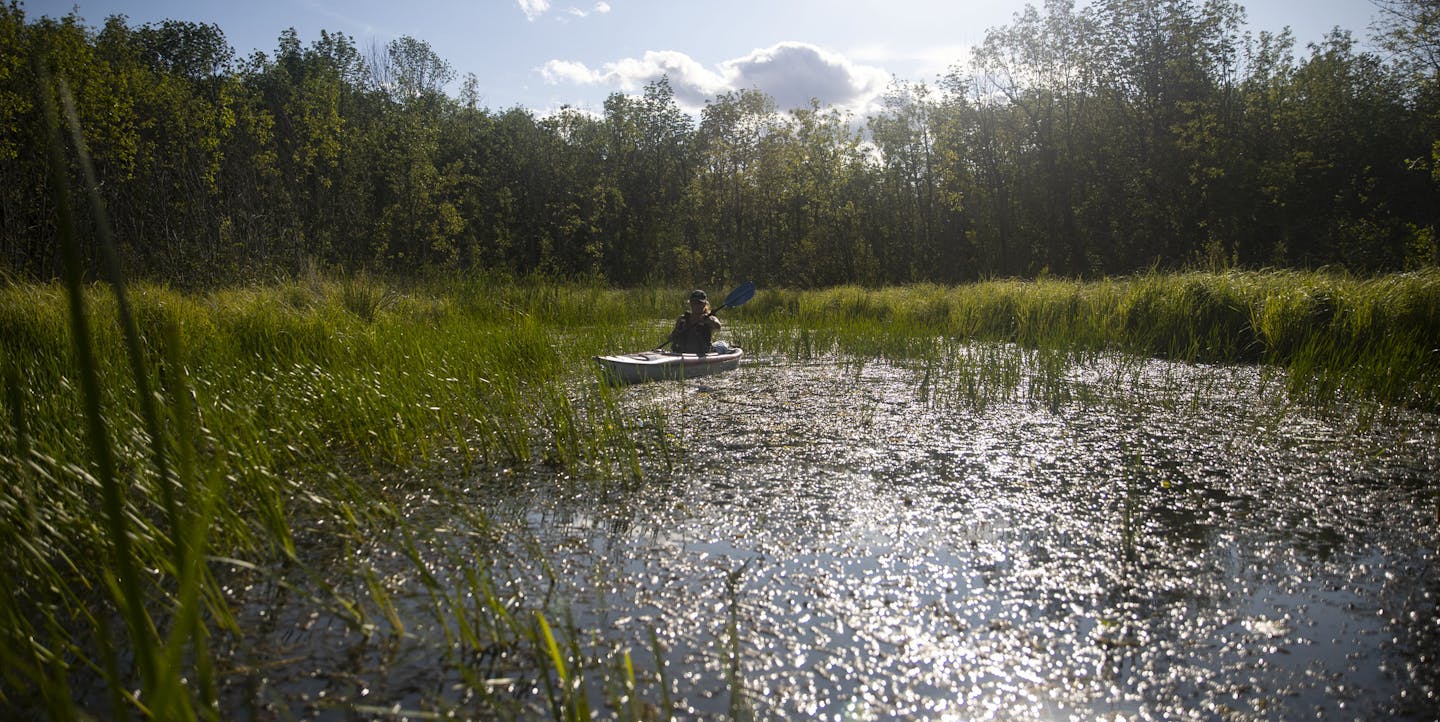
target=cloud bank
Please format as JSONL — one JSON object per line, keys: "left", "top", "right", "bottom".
{"left": 541, "top": 41, "right": 891, "bottom": 113}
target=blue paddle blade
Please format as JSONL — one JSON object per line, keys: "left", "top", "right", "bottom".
{"left": 719, "top": 281, "right": 756, "bottom": 310}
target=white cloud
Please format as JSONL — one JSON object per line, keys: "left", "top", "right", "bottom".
{"left": 518, "top": 0, "right": 550, "bottom": 21}
{"left": 611, "top": 51, "right": 730, "bottom": 105}
{"left": 539, "top": 41, "right": 890, "bottom": 113}
{"left": 540, "top": 59, "right": 604, "bottom": 85}
{"left": 542, "top": 51, "right": 725, "bottom": 108}
{"left": 722, "top": 42, "right": 889, "bottom": 112}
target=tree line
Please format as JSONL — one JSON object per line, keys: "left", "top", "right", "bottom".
{"left": 1, "top": 0, "right": 1437, "bottom": 287}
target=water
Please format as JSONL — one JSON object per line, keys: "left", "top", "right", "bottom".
{"left": 220, "top": 349, "right": 1440, "bottom": 720}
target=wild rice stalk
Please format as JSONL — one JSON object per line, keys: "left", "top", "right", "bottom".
{"left": 39, "top": 59, "right": 161, "bottom": 715}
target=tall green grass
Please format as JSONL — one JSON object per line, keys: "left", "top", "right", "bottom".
{"left": 2, "top": 67, "right": 221, "bottom": 721}
{"left": 0, "top": 274, "right": 689, "bottom": 719}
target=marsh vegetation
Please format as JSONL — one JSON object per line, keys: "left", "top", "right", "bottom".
{"left": 2, "top": 271, "right": 1438, "bottom": 719}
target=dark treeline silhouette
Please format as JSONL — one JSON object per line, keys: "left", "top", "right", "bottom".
{"left": 2, "top": 0, "right": 1437, "bottom": 287}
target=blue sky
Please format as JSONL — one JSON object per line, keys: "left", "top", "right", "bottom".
{"left": 30, "top": 0, "right": 1384, "bottom": 116}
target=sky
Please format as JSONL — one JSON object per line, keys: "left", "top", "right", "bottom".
{"left": 28, "top": 0, "right": 1386, "bottom": 117}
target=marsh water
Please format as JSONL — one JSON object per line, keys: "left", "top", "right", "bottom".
{"left": 225, "top": 347, "right": 1440, "bottom": 721}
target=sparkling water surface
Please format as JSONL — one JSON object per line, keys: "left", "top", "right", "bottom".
{"left": 223, "top": 350, "right": 1440, "bottom": 721}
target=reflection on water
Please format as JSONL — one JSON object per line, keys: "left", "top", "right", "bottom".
{"left": 232, "top": 349, "right": 1440, "bottom": 720}
{"left": 539, "top": 353, "right": 1438, "bottom": 720}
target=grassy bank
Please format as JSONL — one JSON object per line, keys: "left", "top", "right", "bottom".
{"left": 1, "top": 269, "right": 1437, "bottom": 719}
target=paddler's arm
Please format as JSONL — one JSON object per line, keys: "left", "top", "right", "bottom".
{"left": 667, "top": 316, "right": 688, "bottom": 344}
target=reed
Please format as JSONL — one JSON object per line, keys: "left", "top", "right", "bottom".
{"left": 0, "top": 274, "right": 682, "bottom": 718}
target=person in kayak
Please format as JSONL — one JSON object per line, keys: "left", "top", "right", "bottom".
{"left": 668, "top": 289, "right": 723, "bottom": 354}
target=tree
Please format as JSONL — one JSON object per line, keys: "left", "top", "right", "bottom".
{"left": 1286, "top": 31, "right": 1417, "bottom": 269}
{"left": 132, "top": 19, "right": 233, "bottom": 81}
{"left": 387, "top": 35, "right": 453, "bottom": 102}
{"left": 966, "top": 0, "right": 1100, "bottom": 275}
{"left": 3, "top": 5, "right": 1433, "bottom": 286}
{"left": 871, "top": 81, "right": 938, "bottom": 280}
{"left": 689, "top": 88, "right": 780, "bottom": 283}
{"left": 1375, "top": 0, "right": 1440, "bottom": 81}
{"left": 600, "top": 79, "right": 694, "bottom": 283}
{"left": 1374, "top": 0, "right": 1440, "bottom": 266}
{"left": 777, "top": 100, "right": 873, "bottom": 286}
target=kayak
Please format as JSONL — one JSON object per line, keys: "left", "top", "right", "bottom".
{"left": 594, "top": 347, "right": 744, "bottom": 384}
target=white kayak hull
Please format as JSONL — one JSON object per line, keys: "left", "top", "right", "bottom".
{"left": 595, "top": 348, "right": 744, "bottom": 384}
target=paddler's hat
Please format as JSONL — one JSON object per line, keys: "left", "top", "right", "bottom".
{"left": 689, "top": 289, "right": 708, "bottom": 302}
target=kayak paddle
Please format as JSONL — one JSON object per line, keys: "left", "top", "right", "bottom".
{"left": 714, "top": 280, "right": 757, "bottom": 312}
{"left": 656, "top": 280, "right": 756, "bottom": 350}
